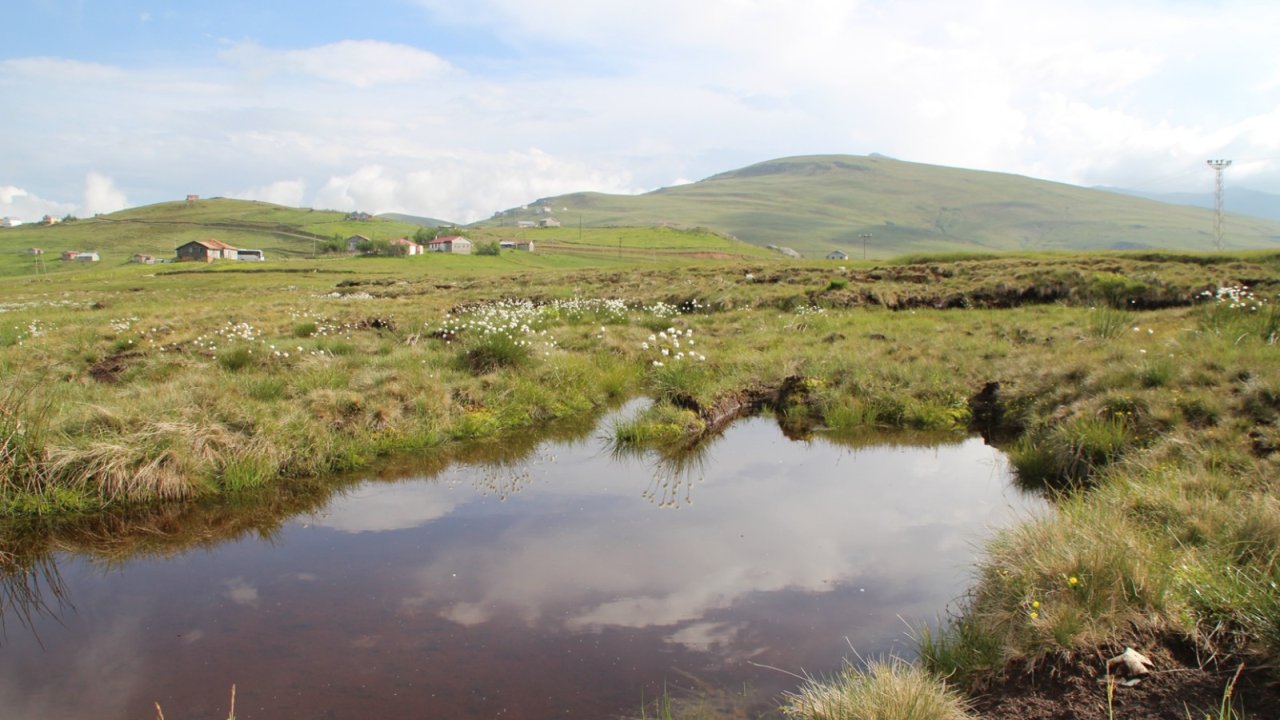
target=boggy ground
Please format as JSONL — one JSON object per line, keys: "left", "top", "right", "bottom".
{"left": 4, "top": 251, "right": 1280, "bottom": 719}
{"left": 965, "top": 634, "right": 1280, "bottom": 720}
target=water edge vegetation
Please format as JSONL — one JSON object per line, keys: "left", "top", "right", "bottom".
{"left": 3, "top": 249, "right": 1280, "bottom": 717}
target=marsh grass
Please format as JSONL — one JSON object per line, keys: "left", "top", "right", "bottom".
{"left": 781, "top": 658, "right": 972, "bottom": 720}
{"left": 1088, "top": 306, "right": 1132, "bottom": 339}
{"left": 457, "top": 331, "right": 533, "bottom": 373}
{"left": 4, "top": 252, "right": 1280, "bottom": 713}
{"left": 0, "top": 379, "right": 50, "bottom": 499}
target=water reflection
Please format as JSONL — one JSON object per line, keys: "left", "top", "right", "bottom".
{"left": 0, "top": 410, "right": 1043, "bottom": 720}
{"left": 0, "top": 556, "right": 70, "bottom": 647}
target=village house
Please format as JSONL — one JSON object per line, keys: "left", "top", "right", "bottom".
{"left": 499, "top": 240, "right": 536, "bottom": 252}
{"left": 516, "top": 220, "right": 536, "bottom": 229}
{"left": 186, "top": 194, "right": 200, "bottom": 203}
{"left": 42, "top": 215, "right": 61, "bottom": 225}
{"left": 176, "top": 238, "right": 238, "bottom": 262}
{"left": 388, "top": 237, "right": 423, "bottom": 256}
{"left": 345, "top": 234, "right": 370, "bottom": 252}
{"left": 132, "top": 253, "right": 158, "bottom": 264}
{"left": 826, "top": 250, "right": 849, "bottom": 260}
{"left": 236, "top": 249, "right": 266, "bottom": 261}
{"left": 426, "top": 235, "right": 472, "bottom": 254}
{"left": 1, "top": 217, "right": 22, "bottom": 228}
{"left": 345, "top": 211, "right": 373, "bottom": 222}
{"left": 537, "top": 218, "right": 561, "bottom": 228}
{"left": 61, "top": 251, "right": 99, "bottom": 262}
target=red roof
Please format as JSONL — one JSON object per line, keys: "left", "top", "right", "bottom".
{"left": 194, "top": 238, "right": 237, "bottom": 250}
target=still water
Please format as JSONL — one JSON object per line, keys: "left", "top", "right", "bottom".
{"left": 0, "top": 411, "right": 1042, "bottom": 719}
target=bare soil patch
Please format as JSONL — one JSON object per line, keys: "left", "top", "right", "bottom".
{"left": 972, "top": 638, "right": 1280, "bottom": 719}
{"left": 88, "top": 351, "right": 143, "bottom": 384}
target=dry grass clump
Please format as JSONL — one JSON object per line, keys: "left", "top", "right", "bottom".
{"left": 44, "top": 420, "right": 264, "bottom": 501}
{"left": 782, "top": 658, "right": 972, "bottom": 720}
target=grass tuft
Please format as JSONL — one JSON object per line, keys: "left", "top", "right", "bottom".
{"left": 781, "top": 658, "right": 973, "bottom": 720}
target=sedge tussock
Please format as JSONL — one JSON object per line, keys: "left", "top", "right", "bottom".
{"left": 782, "top": 658, "right": 972, "bottom": 720}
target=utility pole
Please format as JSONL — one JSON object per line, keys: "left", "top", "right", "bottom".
{"left": 1206, "top": 159, "right": 1232, "bottom": 250}
{"left": 859, "top": 232, "right": 872, "bottom": 261}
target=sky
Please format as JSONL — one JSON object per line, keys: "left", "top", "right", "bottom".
{"left": 1, "top": 0, "right": 1277, "bottom": 223}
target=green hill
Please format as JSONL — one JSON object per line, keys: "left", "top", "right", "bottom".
{"left": 0, "top": 197, "right": 775, "bottom": 277}
{"left": 0, "top": 198, "right": 426, "bottom": 275}
{"left": 378, "top": 212, "right": 458, "bottom": 227}
{"left": 488, "top": 155, "right": 1280, "bottom": 258}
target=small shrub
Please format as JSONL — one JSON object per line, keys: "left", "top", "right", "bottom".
{"left": 826, "top": 278, "right": 849, "bottom": 292}
{"left": 458, "top": 333, "right": 532, "bottom": 373}
{"left": 217, "top": 346, "right": 255, "bottom": 372}
{"left": 1176, "top": 395, "right": 1219, "bottom": 428}
{"left": 220, "top": 453, "right": 276, "bottom": 492}
{"left": 610, "top": 406, "right": 703, "bottom": 448}
{"left": 293, "top": 322, "right": 318, "bottom": 338}
{"left": 245, "top": 377, "right": 288, "bottom": 402}
{"left": 474, "top": 241, "right": 501, "bottom": 256}
{"left": 1138, "top": 358, "right": 1175, "bottom": 388}
{"left": 1049, "top": 414, "right": 1133, "bottom": 482}
{"left": 1087, "top": 306, "right": 1130, "bottom": 340}
{"left": 1006, "top": 437, "right": 1059, "bottom": 490}
{"left": 1090, "top": 272, "right": 1149, "bottom": 308}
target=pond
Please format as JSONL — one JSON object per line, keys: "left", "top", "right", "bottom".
{"left": 0, "top": 408, "right": 1043, "bottom": 719}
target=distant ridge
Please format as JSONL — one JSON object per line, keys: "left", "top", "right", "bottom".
{"left": 1096, "top": 187, "right": 1280, "bottom": 222}
{"left": 489, "top": 155, "right": 1280, "bottom": 258}
{"left": 378, "top": 212, "right": 458, "bottom": 228}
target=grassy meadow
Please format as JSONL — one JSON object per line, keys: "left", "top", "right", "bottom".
{"left": 3, "top": 236, "right": 1280, "bottom": 716}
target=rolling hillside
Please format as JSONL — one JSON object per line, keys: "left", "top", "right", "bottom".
{"left": 0, "top": 198, "right": 428, "bottom": 275}
{"left": 490, "top": 155, "right": 1280, "bottom": 258}
{"left": 0, "top": 197, "right": 775, "bottom": 276}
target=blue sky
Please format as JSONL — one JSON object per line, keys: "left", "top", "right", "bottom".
{"left": 2, "top": 0, "right": 1277, "bottom": 222}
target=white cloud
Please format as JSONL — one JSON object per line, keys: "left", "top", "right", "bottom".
{"left": 224, "top": 577, "right": 259, "bottom": 607}
{"left": 3, "top": 1, "right": 1280, "bottom": 219}
{"left": 218, "top": 40, "right": 451, "bottom": 87}
{"left": 0, "top": 56, "right": 124, "bottom": 82}
{"left": 234, "top": 179, "right": 307, "bottom": 208}
{"left": 0, "top": 185, "right": 76, "bottom": 222}
{"left": 81, "top": 172, "right": 128, "bottom": 216}
{"left": 305, "top": 482, "right": 462, "bottom": 533}
{"left": 309, "top": 151, "right": 636, "bottom": 222}
{"left": 395, "top": 431, "right": 1037, "bottom": 638}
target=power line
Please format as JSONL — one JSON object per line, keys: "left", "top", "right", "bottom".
{"left": 1206, "top": 159, "right": 1232, "bottom": 250}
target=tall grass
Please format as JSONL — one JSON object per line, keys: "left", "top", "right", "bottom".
{"left": 781, "top": 658, "right": 972, "bottom": 720}
{"left": 0, "top": 378, "right": 51, "bottom": 502}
